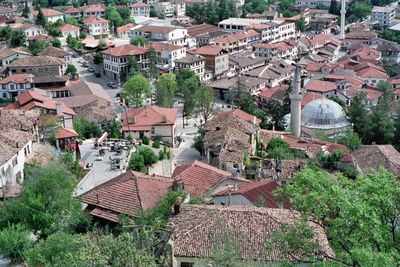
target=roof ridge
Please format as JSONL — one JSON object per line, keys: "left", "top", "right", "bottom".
{"left": 133, "top": 172, "right": 143, "bottom": 210}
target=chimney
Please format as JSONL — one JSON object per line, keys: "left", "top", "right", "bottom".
{"left": 56, "top": 103, "right": 62, "bottom": 115}
{"left": 252, "top": 116, "right": 257, "bottom": 124}
{"left": 130, "top": 117, "right": 136, "bottom": 124}
{"left": 96, "top": 194, "right": 100, "bottom": 203}
{"left": 145, "top": 111, "right": 148, "bottom": 116}
{"left": 232, "top": 184, "right": 238, "bottom": 191}
{"left": 162, "top": 115, "right": 167, "bottom": 123}
{"left": 16, "top": 142, "right": 19, "bottom": 149}
{"left": 173, "top": 196, "right": 182, "bottom": 215}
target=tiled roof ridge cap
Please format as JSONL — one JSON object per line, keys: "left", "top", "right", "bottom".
{"left": 133, "top": 172, "right": 143, "bottom": 210}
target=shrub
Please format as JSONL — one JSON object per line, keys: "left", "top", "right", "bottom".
{"left": 154, "top": 135, "right": 162, "bottom": 142}
{"left": 152, "top": 139, "right": 160, "bottom": 149}
{"left": 166, "top": 150, "right": 171, "bottom": 160}
{"left": 127, "top": 134, "right": 133, "bottom": 141}
{"left": 138, "top": 146, "right": 158, "bottom": 166}
{"left": 158, "top": 150, "right": 165, "bottom": 160}
{"left": 128, "top": 153, "right": 146, "bottom": 173}
{"left": 163, "top": 145, "right": 167, "bottom": 154}
{"left": 0, "top": 224, "right": 31, "bottom": 262}
{"left": 142, "top": 135, "right": 149, "bottom": 145}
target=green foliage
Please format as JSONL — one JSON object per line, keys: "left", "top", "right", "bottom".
{"left": 135, "top": 190, "right": 186, "bottom": 227}
{"left": 328, "top": 95, "right": 345, "bottom": 108}
{"left": 275, "top": 167, "right": 400, "bottom": 266}
{"left": 342, "top": 166, "right": 358, "bottom": 179}
{"left": 138, "top": 146, "right": 158, "bottom": 166}
{"left": 180, "top": 75, "right": 200, "bottom": 119}
{"left": 192, "top": 127, "right": 205, "bottom": 155}
{"left": 194, "top": 85, "right": 216, "bottom": 123}
{"left": 266, "top": 138, "right": 290, "bottom": 152}
{"left": 243, "top": 151, "right": 251, "bottom": 166}
{"left": 155, "top": 73, "right": 177, "bottom": 107}
{"left": 336, "top": 130, "right": 362, "bottom": 152}
{"left": 0, "top": 26, "right": 11, "bottom": 41}
{"left": 243, "top": 0, "right": 267, "bottom": 14}
{"left": 148, "top": 46, "right": 158, "bottom": 80}
{"left": 239, "top": 91, "right": 258, "bottom": 115}
{"left": 393, "top": 107, "right": 400, "bottom": 151}
{"left": 318, "top": 148, "right": 344, "bottom": 170}
{"left": 128, "top": 152, "right": 147, "bottom": 173}
{"left": 347, "top": 92, "right": 370, "bottom": 142}
{"left": 329, "top": 0, "right": 340, "bottom": 15}
{"left": 66, "top": 17, "right": 81, "bottom": 27}
{"left": 0, "top": 162, "right": 90, "bottom": 239}
{"left": 375, "top": 80, "right": 392, "bottom": 100}
{"left": 348, "top": 1, "right": 371, "bottom": 23}
{"left": 295, "top": 17, "right": 306, "bottom": 32}
{"left": 73, "top": 117, "right": 102, "bottom": 139}
{"left": 118, "top": 7, "right": 131, "bottom": 21}
{"left": 158, "top": 150, "right": 165, "bottom": 160}
{"left": 127, "top": 134, "right": 133, "bottom": 141}
{"left": 65, "top": 63, "right": 78, "bottom": 77}
{"left": 10, "top": 29, "right": 26, "bottom": 47}
{"left": 93, "top": 52, "right": 103, "bottom": 64}
{"left": 106, "top": 7, "right": 123, "bottom": 30}
{"left": 266, "top": 138, "right": 297, "bottom": 160}
{"left": 29, "top": 40, "right": 44, "bottom": 55}
{"left": 142, "top": 135, "right": 150, "bottom": 145}
{"left": 104, "top": 119, "right": 122, "bottom": 139}
{"left": 52, "top": 38, "right": 61, "bottom": 48}
{"left": 266, "top": 97, "right": 290, "bottom": 131}
{"left": 166, "top": 150, "right": 171, "bottom": 159}
{"left": 67, "top": 35, "right": 83, "bottom": 51}
{"left": 122, "top": 75, "right": 151, "bottom": 107}
{"left": 35, "top": 8, "right": 47, "bottom": 27}
{"left": 186, "top": 0, "right": 237, "bottom": 24}
{"left": 0, "top": 224, "right": 31, "bottom": 262}
{"left": 79, "top": 31, "right": 87, "bottom": 40}
{"left": 130, "top": 36, "right": 149, "bottom": 47}
{"left": 152, "top": 139, "right": 161, "bottom": 149}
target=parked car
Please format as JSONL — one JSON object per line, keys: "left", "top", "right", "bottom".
{"left": 108, "top": 82, "right": 117, "bottom": 88}
{"left": 83, "top": 61, "right": 89, "bottom": 67}
{"left": 94, "top": 72, "right": 101, "bottom": 77}
{"left": 72, "top": 53, "right": 79, "bottom": 58}
{"left": 88, "top": 67, "right": 95, "bottom": 72}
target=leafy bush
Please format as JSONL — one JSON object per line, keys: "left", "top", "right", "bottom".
{"left": 152, "top": 139, "right": 160, "bottom": 148}
{"left": 128, "top": 153, "right": 146, "bottom": 173}
{"left": 318, "top": 149, "right": 344, "bottom": 170}
{"left": 142, "top": 135, "right": 149, "bottom": 145}
{"left": 166, "top": 150, "right": 171, "bottom": 159}
{"left": 127, "top": 134, "right": 133, "bottom": 141}
{"left": 0, "top": 224, "right": 31, "bottom": 262}
{"left": 158, "top": 150, "right": 164, "bottom": 160}
{"left": 138, "top": 146, "right": 158, "bottom": 166}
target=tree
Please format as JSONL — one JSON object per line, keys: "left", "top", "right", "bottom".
{"left": 128, "top": 152, "right": 147, "bottom": 173}
{"left": 206, "top": 1, "right": 219, "bottom": 25}
{"left": 0, "top": 26, "right": 11, "bottom": 41}
{"left": 348, "top": 1, "right": 371, "bottom": 23}
{"left": 393, "top": 108, "right": 400, "bottom": 151}
{"left": 122, "top": 75, "right": 151, "bottom": 107}
{"left": 117, "top": 7, "right": 131, "bottom": 21}
{"left": 130, "top": 36, "right": 149, "bottom": 47}
{"left": 10, "top": 30, "right": 26, "bottom": 47}
{"left": 138, "top": 146, "right": 158, "bottom": 166}
{"left": 194, "top": 85, "right": 216, "bottom": 123}
{"left": 192, "top": 127, "right": 205, "bottom": 155}
{"left": 106, "top": 6, "right": 123, "bottom": 31}
{"left": 366, "top": 98, "right": 394, "bottom": 144}
{"left": 155, "top": 73, "right": 178, "bottom": 107}
{"left": 52, "top": 38, "right": 61, "bottom": 48}
{"left": 267, "top": 98, "right": 289, "bottom": 131}
{"left": 375, "top": 80, "right": 392, "bottom": 100}
{"left": 328, "top": 95, "right": 345, "bottom": 108}
{"left": 65, "top": 17, "right": 81, "bottom": 27}
{"left": 30, "top": 40, "right": 44, "bottom": 55}
{"left": 0, "top": 162, "right": 90, "bottom": 238}
{"left": 36, "top": 8, "right": 47, "bottom": 27}
{"left": 318, "top": 148, "right": 344, "bottom": 170}
{"left": 218, "top": 0, "right": 230, "bottom": 21}
{"left": 337, "top": 130, "right": 362, "bottom": 152}
{"left": 329, "top": 0, "right": 340, "bottom": 15}
{"left": 79, "top": 31, "right": 87, "bottom": 40}
{"left": 347, "top": 92, "right": 369, "bottom": 142}
{"left": 104, "top": 119, "right": 122, "bottom": 138}
{"left": 181, "top": 76, "right": 200, "bottom": 121}
{"left": 0, "top": 224, "right": 31, "bottom": 262}
{"left": 148, "top": 46, "right": 158, "bottom": 80}
{"left": 274, "top": 167, "right": 400, "bottom": 266}
{"left": 65, "top": 64, "right": 78, "bottom": 77}
{"left": 239, "top": 92, "right": 257, "bottom": 115}
{"left": 295, "top": 17, "right": 306, "bottom": 32}
{"left": 93, "top": 52, "right": 104, "bottom": 64}
{"left": 23, "top": 0, "right": 29, "bottom": 18}
{"left": 127, "top": 55, "right": 140, "bottom": 77}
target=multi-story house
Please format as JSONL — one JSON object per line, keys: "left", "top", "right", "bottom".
{"left": 20, "top": 24, "right": 46, "bottom": 39}
{"left": 150, "top": 43, "right": 186, "bottom": 70}
{"left": 83, "top": 16, "right": 109, "bottom": 39}
{"left": 102, "top": 44, "right": 149, "bottom": 82}
{"left": 0, "top": 128, "right": 34, "bottom": 188}
{"left": 175, "top": 54, "right": 205, "bottom": 82}
{"left": 130, "top": 3, "right": 150, "bottom": 17}
{"left": 196, "top": 45, "right": 229, "bottom": 78}
{"left": 298, "top": 33, "right": 333, "bottom": 53}
{"left": 33, "top": 8, "right": 64, "bottom": 23}
{"left": 58, "top": 24, "right": 80, "bottom": 38}
{"left": 295, "top": 0, "right": 345, "bottom": 8}
{"left": 214, "top": 35, "right": 241, "bottom": 54}
{"left": 175, "top": 1, "right": 185, "bottom": 17}
{"left": 0, "top": 73, "right": 34, "bottom": 99}
{"left": 63, "top": 7, "right": 82, "bottom": 20}
{"left": 254, "top": 40, "right": 298, "bottom": 62}
{"left": 38, "top": 46, "right": 72, "bottom": 68}
{"left": 0, "top": 49, "right": 31, "bottom": 67}
{"left": 372, "top": 4, "right": 396, "bottom": 29}
{"left": 116, "top": 23, "right": 134, "bottom": 38}
{"left": 130, "top": 25, "right": 188, "bottom": 46}
{"left": 153, "top": 2, "right": 174, "bottom": 18}
{"left": 83, "top": 5, "right": 106, "bottom": 18}
{"left": 0, "top": 7, "right": 15, "bottom": 18}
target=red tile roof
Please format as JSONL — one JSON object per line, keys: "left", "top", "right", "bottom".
{"left": 64, "top": 7, "right": 81, "bottom": 14}
{"left": 27, "top": 35, "right": 54, "bottom": 41}
{"left": 83, "top": 16, "right": 108, "bottom": 24}
{"left": 195, "top": 45, "right": 226, "bottom": 56}
{"left": 102, "top": 44, "right": 147, "bottom": 57}
{"left": 301, "top": 93, "right": 323, "bottom": 108}
{"left": 83, "top": 5, "right": 106, "bottom": 12}
{"left": 56, "top": 127, "right": 78, "bottom": 139}
{"left": 121, "top": 106, "right": 178, "bottom": 131}
{"left": 58, "top": 24, "right": 80, "bottom": 31}
{"left": 212, "top": 109, "right": 261, "bottom": 125}
{"left": 305, "top": 80, "right": 336, "bottom": 93}
{"left": 356, "top": 67, "right": 389, "bottom": 79}
{"left": 306, "top": 62, "right": 337, "bottom": 72}
{"left": 150, "top": 42, "right": 184, "bottom": 51}
{"left": 213, "top": 179, "right": 291, "bottom": 208}
{"left": 214, "top": 35, "right": 239, "bottom": 43}
{"left": 33, "top": 8, "right": 63, "bottom": 17}
{"left": 172, "top": 160, "right": 250, "bottom": 197}
{"left": 4, "top": 90, "right": 76, "bottom": 115}
{"left": 116, "top": 23, "right": 134, "bottom": 33}
{"left": 0, "top": 73, "right": 33, "bottom": 84}
{"left": 81, "top": 171, "right": 173, "bottom": 222}
{"left": 131, "top": 2, "right": 150, "bottom": 7}
{"left": 323, "top": 74, "right": 363, "bottom": 87}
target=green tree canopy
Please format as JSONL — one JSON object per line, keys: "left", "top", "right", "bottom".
{"left": 122, "top": 75, "right": 151, "bottom": 107}
{"left": 65, "top": 63, "right": 78, "bottom": 77}
{"left": 155, "top": 73, "right": 178, "bottom": 108}
{"left": 130, "top": 36, "right": 149, "bottom": 47}
{"left": 106, "top": 6, "right": 123, "bottom": 30}
{"left": 35, "top": 8, "right": 47, "bottom": 27}
{"left": 194, "top": 85, "right": 216, "bottom": 123}
{"left": 274, "top": 167, "right": 400, "bottom": 266}
{"left": 10, "top": 29, "right": 26, "bottom": 47}
{"left": 52, "top": 38, "right": 61, "bottom": 48}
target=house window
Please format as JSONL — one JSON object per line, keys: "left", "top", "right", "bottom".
{"left": 151, "top": 127, "right": 155, "bottom": 134}
{"left": 180, "top": 263, "right": 194, "bottom": 267}
{"left": 12, "top": 157, "right": 17, "bottom": 166}
{"left": 221, "top": 163, "right": 226, "bottom": 170}
{"left": 233, "top": 164, "right": 238, "bottom": 169}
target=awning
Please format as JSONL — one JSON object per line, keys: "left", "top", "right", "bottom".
{"left": 98, "top": 132, "right": 108, "bottom": 146}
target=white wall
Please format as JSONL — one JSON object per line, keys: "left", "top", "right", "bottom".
{"left": 213, "top": 194, "right": 253, "bottom": 206}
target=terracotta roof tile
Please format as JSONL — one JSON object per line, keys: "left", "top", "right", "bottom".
{"left": 213, "top": 108, "right": 261, "bottom": 125}
{"left": 196, "top": 45, "right": 225, "bottom": 56}
{"left": 58, "top": 24, "right": 80, "bottom": 31}
{"left": 56, "top": 127, "right": 78, "bottom": 139}
{"left": 64, "top": 7, "right": 81, "bottom": 14}
{"left": 172, "top": 161, "right": 250, "bottom": 197}
{"left": 83, "top": 5, "right": 106, "bottom": 12}
{"left": 0, "top": 48, "right": 30, "bottom": 60}
{"left": 38, "top": 46, "right": 71, "bottom": 58}
{"left": 150, "top": 42, "right": 184, "bottom": 51}
{"left": 121, "top": 106, "right": 178, "bottom": 131}
{"left": 168, "top": 205, "right": 335, "bottom": 261}
{"left": 131, "top": 3, "right": 150, "bottom": 7}
{"left": 116, "top": 23, "right": 134, "bottom": 33}
{"left": 83, "top": 16, "right": 108, "bottom": 24}
{"left": 33, "top": 8, "right": 63, "bottom": 17}
{"left": 0, "top": 73, "right": 34, "bottom": 84}
{"left": 187, "top": 23, "right": 220, "bottom": 37}
{"left": 101, "top": 44, "right": 147, "bottom": 57}
{"left": 305, "top": 80, "right": 336, "bottom": 93}
{"left": 0, "top": 129, "right": 34, "bottom": 165}
{"left": 27, "top": 35, "right": 54, "bottom": 41}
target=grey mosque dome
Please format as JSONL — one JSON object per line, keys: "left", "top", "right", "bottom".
{"left": 301, "top": 98, "right": 351, "bottom": 130}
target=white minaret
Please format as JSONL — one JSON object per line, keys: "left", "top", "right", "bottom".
{"left": 340, "top": 0, "right": 346, "bottom": 40}
{"left": 290, "top": 65, "right": 302, "bottom": 137}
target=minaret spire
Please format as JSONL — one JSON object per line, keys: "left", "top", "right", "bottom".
{"left": 340, "top": 0, "right": 346, "bottom": 40}
{"left": 289, "top": 65, "right": 302, "bottom": 137}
